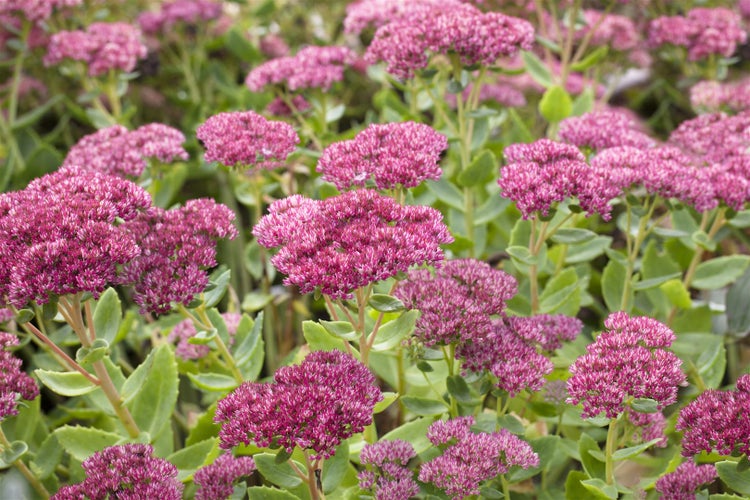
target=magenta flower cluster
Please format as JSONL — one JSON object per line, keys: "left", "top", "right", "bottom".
{"left": 317, "top": 121, "right": 448, "bottom": 190}
{"left": 558, "top": 110, "right": 654, "bottom": 152}
{"left": 169, "top": 312, "right": 242, "bottom": 360}
{"left": 52, "top": 444, "right": 183, "bottom": 500}
{"left": 253, "top": 190, "right": 452, "bottom": 299}
{"left": 245, "top": 45, "right": 357, "bottom": 92}
{"left": 655, "top": 462, "right": 717, "bottom": 500}
{"left": 567, "top": 312, "right": 686, "bottom": 419}
{"left": 196, "top": 111, "right": 300, "bottom": 169}
{"left": 194, "top": 453, "right": 256, "bottom": 500}
{"left": 138, "top": 0, "right": 223, "bottom": 35}
{"left": 44, "top": 22, "right": 148, "bottom": 76}
{"left": 62, "top": 123, "right": 188, "bottom": 178}
{"left": 215, "top": 350, "right": 382, "bottom": 460}
{"left": 358, "top": 440, "right": 419, "bottom": 500}
{"left": 0, "top": 0, "right": 80, "bottom": 22}
{"left": 0, "top": 333, "right": 39, "bottom": 420}
{"left": 690, "top": 79, "right": 750, "bottom": 114}
{"left": 418, "top": 416, "right": 539, "bottom": 499}
{"left": 343, "top": 0, "right": 461, "bottom": 35}
{"left": 676, "top": 374, "right": 750, "bottom": 457}
{"left": 395, "top": 258, "right": 517, "bottom": 346}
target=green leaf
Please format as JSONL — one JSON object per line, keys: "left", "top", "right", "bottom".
{"left": 187, "top": 372, "right": 239, "bottom": 392}
{"left": 716, "top": 461, "right": 750, "bottom": 495}
{"left": 539, "top": 85, "right": 573, "bottom": 123}
{"left": 447, "top": 375, "right": 481, "bottom": 406}
{"left": 551, "top": 228, "right": 597, "bottom": 245}
{"left": 0, "top": 441, "right": 28, "bottom": 466}
{"left": 224, "top": 29, "right": 261, "bottom": 63}
{"left": 579, "top": 433, "right": 605, "bottom": 480}
{"left": 53, "top": 426, "right": 122, "bottom": 462}
{"left": 254, "top": 453, "right": 304, "bottom": 488}
{"left": 728, "top": 209, "right": 750, "bottom": 228}
{"left": 601, "top": 259, "right": 629, "bottom": 312}
{"left": 30, "top": 434, "right": 62, "bottom": 479}
{"left": 234, "top": 312, "right": 265, "bottom": 381}
{"left": 400, "top": 396, "right": 449, "bottom": 416}
{"left": 570, "top": 46, "right": 609, "bottom": 72}
{"left": 381, "top": 418, "right": 433, "bottom": 454}
{"left": 75, "top": 338, "right": 110, "bottom": 366}
{"left": 692, "top": 230, "right": 717, "bottom": 251}
{"left": 727, "top": 267, "right": 750, "bottom": 336}
{"left": 15, "top": 309, "right": 34, "bottom": 324}
{"left": 368, "top": 294, "right": 405, "bottom": 313}
{"left": 167, "top": 438, "right": 216, "bottom": 480}
{"left": 457, "top": 150, "right": 497, "bottom": 187}
{"left": 246, "top": 486, "right": 299, "bottom": 499}
{"left": 565, "top": 236, "right": 612, "bottom": 264}
{"left": 322, "top": 442, "right": 349, "bottom": 493}
{"left": 35, "top": 369, "right": 98, "bottom": 396}
{"left": 11, "top": 95, "right": 63, "bottom": 130}
{"left": 660, "top": 279, "right": 692, "bottom": 309}
{"left": 203, "top": 268, "right": 231, "bottom": 308}
{"left": 426, "top": 179, "right": 464, "bottom": 211}
{"left": 507, "top": 245, "right": 537, "bottom": 266}
{"left": 371, "top": 310, "right": 419, "bottom": 351}
{"left": 325, "top": 104, "right": 345, "bottom": 123}
{"left": 629, "top": 398, "right": 659, "bottom": 414}
{"left": 92, "top": 288, "right": 122, "bottom": 345}
{"left": 189, "top": 328, "right": 217, "bottom": 345}
{"left": 497, "top": 414, "right": 525, "bottom": 435}
{"left": 522, "top": 50, "right": 553, "bottom": 88}
{"left": 302, "top": 321, "right": 351, "bottom": 353}
{"left": 581, "top": 478, "right": 618, "bottom": 499}
{"left": 632, "top": 272, "right": 682, "bottom": 291}
{"left": 565, "top": 470, "right": 591, "bottom": 500}
{"left": 692, "top": 256, "right": 750, "bottom": 290}
{"left": 539, "top": 267, "right": 580, "bottom": 315}
{"left": 508, "top": 435, "right": 560, "bottom": 481}
{"left": 611, "top": 438, "right": 662, "bottom": 461}
{"left": 374, "top": 392, "right": 398, "bottom": 414}
{"left": 320, "top": 320, "right": 359, "bottom": 341}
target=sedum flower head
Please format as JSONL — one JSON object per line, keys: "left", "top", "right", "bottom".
{"left": 169, "top": 313, "right": 242, "bottom": 360}
{"left": 655, "top": 462, "right": 717, "bottom": 500}
{"left": 395, "top": 259, "right": 517, "bottom": 347}
{"left": 567, "top": 312, "right": 686, "bottom": 419}
{"left": 44, "top": 22, "right": 148, "bottom": 76}
{"left": 0, "top": 0, "right": 81, "bottom": 22}
{"left": 194, "top": 453, "right": 256, "bottom": 500}
{"left": 52, "top": 444, "right": 183, "bottom": 500}
{"left": 508, "top": 314, "right": 583, "bottom": 352}
{"left": 558, "top": 111, "right": 654, "bottom": 152}
{"left": 253, "top": 190, "right": 452, "bottom": 299}
{"left": 138, "top": 0, "right": 223, "bottom": 35}
{"left": 62, "top": 123, "right": 188, "bottom": 178}
{"left": 0, "top": 333, "right": 39, "bottom": 420}
{"left": 215, "top": 350, "right": 382, "bottom": 460}
{"left": 690, "top": 79, "right": 750, "bottom": 114}
{"left": 419, "top": 416, "right": 538, "bottom": 499}
{"left": 676, "top": 373, "right": 750, "bottom": 457}
{"left": 317, "top": 121, "right": 448, "bottom": 190}
{"left": 343, "top": 0, "right": 461, "bottom": 35}
{"left": 358, "top": 440, "right": 419, "bottom": 500}
{"left": 196, "top": 111, "right": 299, "bottom": 169}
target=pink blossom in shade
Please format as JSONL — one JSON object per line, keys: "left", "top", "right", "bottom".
{"left": 690, "top": 79, "right": 750, "bottom": 114}
{"left": 558, "top": 111, "right": 655, "bottom": 152}
{"left": 169, "top": 313, "right": 242, "bottom": 360}
{"left": 61, "top": 123, "right": 188, "bottom": 178}
{"left": 419, "top": 416, "right": 539, "bottom": 499}
{"left": 395, "top": 259, "right": 517, "bottom": 347}
{"left": 0, "top": 168, "right": 150, "bottom": 308}
{"left": 265, "top": 95, "right": 311, "bottom": 117}
{"left": 676, "top": 374, "right": 750, "bottom": 457}
{"left": 44, "top": 22, "right": 148, "bottom": 77}
{"left": 655, "top": 462, "right": 717, "bottom": 500}
{"left": 508, "top": 314, "right": 583, "bottom": 352}
{"left": 51, "top": 444, "right": 183, "bottom": 500}
{"left": 0, "top": 0, "right": 81, "bottom": 22}
{"left": 343, "top": 0, "right": 461, "bottom": 35}
{"left": 253, "top": 190, "right": 452, "bottom": 299}
{"left": 258, "top": 33, "right": 289, "bottom": 59}
{"left": 566, "top": 312, "right": 686, "bottom": 419}
{"left": 194, "top": 453, "right": 256, "bottom": 500}
{"left": 317, "top": 121, "right": 448, "bottom": 190}
{"left": 648, "top": 8, "right": 747, "bottom": 61}
{"left": 579, "top": 10, "right": 639, "bottom": 52}
{"left": 196, "top": 111, "right": 299, "bottom": 170}
{"left": 625, "top": 409, "right": 668, "bottom": 448}
{"left": 245, "top": 45, "right": 357, "bottom": 92}
{"left": 0, "top": 333, "right": 39, "bottom": 420}
{"left": 358, "top": 440, "right": 419, "bottom": 500}
{"left": 118, "top": 199, "right": 237, "bottom": 314}
{"left": 137, "top": 0, "right": 223, "bottom": 35}
{"left": 215, "top": 350, "right": 382, "bottom": 460}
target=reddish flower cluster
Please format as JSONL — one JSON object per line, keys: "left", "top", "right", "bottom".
{"left": 655, "top": 462, "right": 717, "bottom": 500}
{"left": 343, "top": 0, "right": 461, "bottom": 35}
{"left": 44, "top": 22, "right": 148, "bottom": 76}
{"left": 676, "top": 374, "right": 750, "bottom": 457}
{"left": 625, "top": 410, "right": 668, "bottom": 448}
{"left": 62, "top": 123, "right": 188, "bottom": 178}
{"left": 558, "top": 110, "right": 654, "bottom": 152}
{"left": 52, "top": 444, "right": 183, "bottom": 500}
{"left": 253, "top": 190, "right": 452, "bottom": 299}
{"left": 245, "top": 45, "right": 357, "bottom": 92}
{"left": 358, "top": 440, "right": 419, "bottom": 500}
{"left": 317, "top": 121, "right": 448, "bottom": 190}
{"left": 567, "top": 312, "right": 686, "bottom": 419}
{"left": 196, "top": 111, "right": 299, "bottom": 169}
{"left": 0, "top": 333, "right": 39, "bottom": 420}
{"left": 419, "top": 416, "right": 539, "bottom": 498}
{"left": 194, "top": 453, "right": 256, "bottom": 500}
{"left": 215, "top": 350, "right": 382, "bottom": 460}
{"left": 138, "top": 0, "right": 223, "bottom": 35}
{"left": 169, "top": 313, "right": 242, "bottom": 360}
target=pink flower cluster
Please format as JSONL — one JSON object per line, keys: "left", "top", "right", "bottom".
{"left": 690, "top": 79, "right": 750, "bottom": 114}
{"left": 265, "top": 95, "right": 311, "bottom": 117}
{"left": 44, "top": 22, "right": 148, "bottom": 76}
{"left": 245, "top": 45, "right": 357, "bottom": 92}
{"left": 343, "top": 0, "right": 461, "bottom": 35}
{"left": 0, "top": 333, "right": 39, "bottom": 420}
{"left": 625, "top": 410, "right": 668, "bottom": 448}
{"left": 358, "top": 440, "right": 419, "bottom": 500}
{"left": 215, "top": 350, "right": 382, "bottom": 460}
{"left": 567, "top": 312, "right": 686, "bottom": 419}
{"left": 253, "top": 190, "right": 452, "bottom": 299}
{"left": 196, "top": 111, "right": 299, "bottom": 169}
{"left": 62, "top": 123, "right": 188, "bottom": 178}
{"left": 138, "top": 0, "right": 223, "bottom": 35}
{"left": 418, "top": 416, "right": 539, "bottom": 498}
{"left": 317, "top": 121, "right": 448, "bottom": 190}
{"left": 365, "top": 3, "right": 534, "bottom": 79}
{"left": 169, "top": 312, "right": 242, "bottom": 360}
{"left": 558, "top": 110, "right": 654, "bottom": 152}
{"left": 395, "top": 259, "right": 517, "bottom": 347}
{"left": 655, "top": 462, "right": 717, "bottom": 500}
{"left": 676, "top": 374, "right": 750, "bottom": 457}
{"left": 194, "top": 453, "right": 256, "bottom": 500}
{"left": 579, "top": 10, "right": 639, "bottom": 52}
{"left": 0, "top": 0, "right": 80, "bottom": 22}
{"left": 52, "top": 444, "right": 183, "bottom": 500}
{"left": 648, "top": 7, "right": 747, "bottom": 61}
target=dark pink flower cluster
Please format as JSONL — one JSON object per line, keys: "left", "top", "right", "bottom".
{"left": 358, "top": 440, "right": 419, "bottom": 500}
{"left": 395, "top": 259, "right": 517, "bottom": 347}
{"left": 317, "top": 121, "right": 448, "bottom": 190}
{"left": 508, "top": 314, "right": 583, "bottom": 352}
{"left": 169, "top": 313, "right": 242, "bottom": 360}
{"left": 44, "top": 22, "right": 148, "bottom": 76}
{"left": 196, "top": 111, "right": 299, "bottom": 169}
{"left": 655, "top": 462, "right": 717, "bottom": 500}
{"left": 648, "top": 7, "right": 747, "bottom": 61}
{"left": 119, "top": 199, "right": 237, "bottom": 314}
{"left": 343, "top": 0, "right": 461, "bottom": 35}
{"left": 690, "top": 80, "right": 750, "bottom": 114}
{"left": 0, "top": 333, "right": 38, "bottom": 420}
{"left": 215, "top": 350, "right": 382, "bottom": 460}
{"left": 194, "top": 453, "right": 256, "bottom": 500}
{"left": 137, "top": 0, "right": 223, "bottom": 35}
{"left": 418, "top": 416, "right": 539, "bottom": 498}
{"left": 558, "top": 110, "right": 655, "bottom": 152}
{"left": 62, "top": 123, "right": 188, "bottom": 178}
{"left": 52, "top": 444, "right": 183, "bottom": 500}
{"left": 365, "top": 3, "right": 533, "bottom": 79}
{"left": 0, "top": 167, "right": 150, "bottom": 307}
{"left": 676, "top": 374, "right": 750, "bottom": 457}
{"left": 253, "top": 190, "right": 452, "bottom": 299}
{"left": 0, "top": 0, "right": 80, "bottom": 22}
{"left": 265, "top": 95, "right": 311, "bottom": 117}
{"left": 579, "top": 10, "right": 639, "bottom": 52}
{"left": 245, "top": 45, "right": 357, "bottom": 92}
{"left": 625, "top": 410, "right": 667, "bottom": 448}
{"left": 567, "top": 312, "right": 686, "bottom": 419}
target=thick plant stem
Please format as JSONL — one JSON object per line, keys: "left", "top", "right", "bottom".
{"left": 604, "top": 417, "right": 619, "bottom": 486}
{"left": 305, "top": 454, "right": 326, "bottom": 500}
{"left": 24, "top": 322, "right": 99, "bottom": 385}
{"left": 0, "top": 428, "right": 49, "bottom": 499}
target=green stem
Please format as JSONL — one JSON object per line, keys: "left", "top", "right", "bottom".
{"left": 604, "top": 418, "right": 619, "bottom": 486}
{"left": 620, "top": 198, "right": 658, "bottom": 312}
{"left": 501, "top": 474, "right": 511, "bottom": 500}
{"left": 0, "top": 427, "right": 49, "bottom": 499}
{"left": 443, "top": 344, "right": 459, "bottom": 417}
{"left": 105, "top": 71, "right": 123, "bottom": 124}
